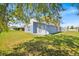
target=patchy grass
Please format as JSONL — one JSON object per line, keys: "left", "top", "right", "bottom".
{"left": 0, "top": 31, "right": 79, "bottom": 56}
{"left": 8, "top": 33, "right": 79, "bottom": 56}
{"left": 58, "top": 31, "right": 79, "bottom": 37}
{"left": 0, "top": 31, "right": 34, "bottom": 51}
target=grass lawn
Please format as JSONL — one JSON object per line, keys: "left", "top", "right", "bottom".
{"left": 58, "top": 31, "right": 79, "bottom": 37}
{"left": 0, "top": 31, "right": 34, "bottom": 51}
{"left": 0, "top": 31, "right": 79, "bottom": 56}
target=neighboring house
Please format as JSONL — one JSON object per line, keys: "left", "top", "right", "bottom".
{"left": 61, "top": 27, "right": 79, "bottom": 32}
{"left": 8, "top": 20, "right": 25, "bottom": 31}
{"left": 24, "top": 18, "right": 59, "bottom": 35}
{"left": 9, "top": 26, "right": 24, "bottom": 31}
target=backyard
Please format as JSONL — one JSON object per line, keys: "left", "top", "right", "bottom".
{"left": 0, "top": 31, "right": 79, "bottom": 56}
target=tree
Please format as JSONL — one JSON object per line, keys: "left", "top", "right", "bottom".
{"left": 70, "top": 26, "right": 74, "bottom": 29}
{"left": 33, "top": 3, "right": 64, "bottom": 31}
{"left": 0, "top": 3, "right": 65, "bottom": 32}
{"left": 12, "top": 3, "right": 64, "bottom": 24}
{"left": 0, "top": 4, "right": 9, "bottom": 32}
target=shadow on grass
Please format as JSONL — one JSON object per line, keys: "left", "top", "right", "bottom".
{"left": 1, "top": 34, "right": 79, "bottom": 56}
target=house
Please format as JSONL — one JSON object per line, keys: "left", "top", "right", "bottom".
{"left": 8, "top": 18, "right": 59, "bottom": 35}
{"left": 9, "top": 26, "right": 24, "bottom": 31}
{"left": 24, "top": 18, "right": 59, "bottom": 35}
{"left": 8, "top": 20, "right": 25, "bottom": 31}
{"left": 61, "top": 27, "right": 79, "bottom": 32}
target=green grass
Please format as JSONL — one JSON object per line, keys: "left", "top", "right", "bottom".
{"left": 9, "top": 32, "right": 79, "bottom": 56}
{"left": 58, "top": 31, "right": 79, "bottom": 37}
{"left": 0, "top": 31, "right": 34, "bottom": 51}
{"left": 0, "top": 31, "right": 79, "bottom": 56}
{"left": 9, "top": 31, "right": 79, "bottom": 56}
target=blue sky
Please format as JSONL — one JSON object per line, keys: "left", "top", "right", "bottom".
{"left": 61, "top": 3, "right": 79, "bottom": 27}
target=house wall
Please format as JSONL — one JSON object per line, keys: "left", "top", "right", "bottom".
{"left": 61, "top": 27, "right": 79, "bottom": 32}
{"left": 24, "top": 24, "right": 33, "bottom": 33}
{"left": 24, "top": 23, "right": 33, "bottom": 33}
{"left": 24, "top": 19, "right": 59, "bottom": 35}
{"left": 46, "top": 25, "right": 58, "bottom": 34}
{"left": 24, "top": 19, "right": 38, "bottom": 33}
{"left": 33, "top": 22, "right": 58, "bottom": 35}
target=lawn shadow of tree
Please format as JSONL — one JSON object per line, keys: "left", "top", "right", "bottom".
{"left": 3, "top": 34, "right": 79, "bottom": 56}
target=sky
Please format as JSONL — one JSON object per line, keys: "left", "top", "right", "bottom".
{"left": 61, "top": 3, "right": 79, "bottom": 27}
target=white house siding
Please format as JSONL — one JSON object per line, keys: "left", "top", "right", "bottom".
{"left": 24, "top": 19, "right": 59, "bottom": 35}
{"left": 37, "top": 23, "right": 49, "bottom": 35}
{"left": 24, "top": 24, "right": 33, "bottom": 33}
{"left": 61, "top": 27, "right": 79, "bottom": 32}
{"left": 24, "top": 19, "right": 35, "bottom": 33}
{"left": 33, "top": 22, "right": 58, "bottom": 35}
{"left": 46, "top": 25, "right": 58, "bottom": 33}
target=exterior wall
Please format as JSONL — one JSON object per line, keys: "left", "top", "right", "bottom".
{"left": 24, "top": 19, "right": 37, "bottom": 33}
{"left": 68, "top": 29, "right": 78, "bottom": 32}
{"left": 33, "top": 22, "right": 58, "bottom": 35}
{"left": 24, "top": 18, "right": 59, "bottom": 35}
{"left": 36, "top": 23, "right": 49, "bottom": 35}
{"left": 46, "top": 25, "right": 58, "bottom": 33}
{"left": 61, "top": 27, "right": 79, "bottom": 32}
{"left": 24, "top": 24, "right": 33, "bottom": 33}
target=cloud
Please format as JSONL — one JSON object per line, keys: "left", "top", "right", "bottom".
{"left": 60, "top": 7, "right": 78, "bottom": 16}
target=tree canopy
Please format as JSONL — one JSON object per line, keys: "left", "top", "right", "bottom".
{"left": 1, "top": 3, "right": 77, "bottom": 32}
